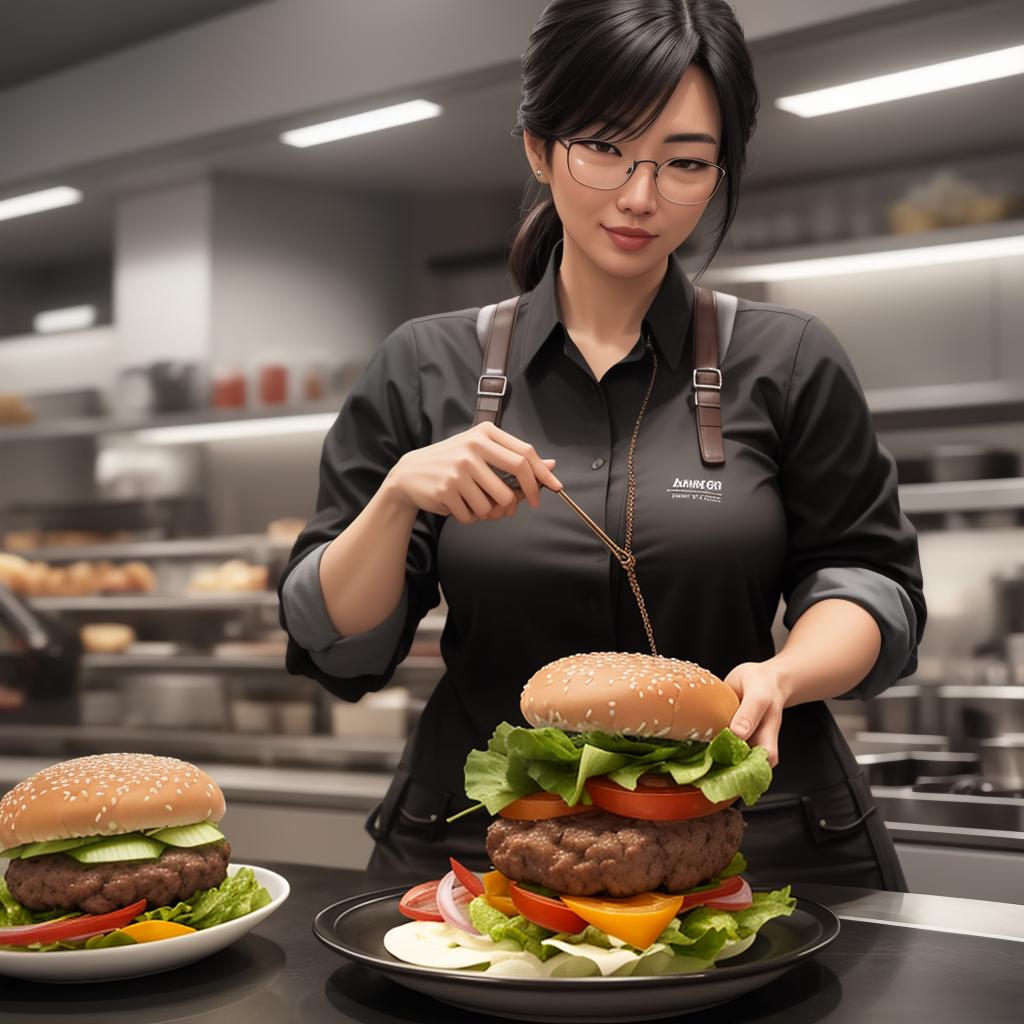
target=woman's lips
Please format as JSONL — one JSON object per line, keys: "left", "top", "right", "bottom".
{"left": 603, "top": 226, "right": 656, "bottom": 251}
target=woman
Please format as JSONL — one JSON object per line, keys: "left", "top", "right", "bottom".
{"left": 278, "top": 0, "right": 926, "bottom": 892}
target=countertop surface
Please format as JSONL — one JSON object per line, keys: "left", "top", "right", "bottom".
{"left": 2, "top": 860, "right": 1022, "bottom": 1024}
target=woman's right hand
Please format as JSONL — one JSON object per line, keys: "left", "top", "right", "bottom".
{"left": 385, "top": 421, "right": 563, "bottom": 524}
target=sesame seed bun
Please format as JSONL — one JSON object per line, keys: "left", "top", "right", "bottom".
{"left": 0, "top": 753, "right": 226, "bottom": 852}
{"left": 519, "top": 651, "right": 739, "bottom": 743}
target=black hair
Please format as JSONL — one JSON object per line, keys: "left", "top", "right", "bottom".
{"left": 508, "top": 0, "right": 758, "bottom": 292}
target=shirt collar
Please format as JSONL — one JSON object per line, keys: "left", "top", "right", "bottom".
{"left": 516, "top": 235, "right": 695, "bottom": 376}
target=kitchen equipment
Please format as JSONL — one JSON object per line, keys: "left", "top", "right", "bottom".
{"left": 865, "top": 684, "right": 921, "bottom": 733}
{"left": 124, "top": 672, "right": 226, "bottom": 729}
{"left": 938, "top": 686, "right": 1024, "bottom": 750}
{"left": 850, "top": 732, "right": 949, "bottom": 755}
{"left": 0, "top": 584, "right": 79, "bottom": 724}
{"left": 108, "top": 368, "right": 155, "bottom": 421}
{"left": 148, "top": 361, "right": 200, "bottom": 412}
{"left": 856, "top": 750, "right": 980, "bottom": 787}
{"left": 979, "top": 734, "right": 1024, "bottom": 790}
{"left": 331, "top": 688, "right": 410, "bottom": 739}
{"left": 26, "top": 389, "right": 104, "bottom": 420}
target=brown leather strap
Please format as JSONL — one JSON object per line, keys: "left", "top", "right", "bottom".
{"left": 693, "top": 285, "right": 725, "bottom": 466}
{"left": 473, "top": 287, "right": 725, "bottom": 465}
{"left": 473, "top": 295, "right": 521, "bottom": 429}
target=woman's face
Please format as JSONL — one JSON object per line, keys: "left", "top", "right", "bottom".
{"left": 524, "top": 65, "right": 723, "bottom": 276}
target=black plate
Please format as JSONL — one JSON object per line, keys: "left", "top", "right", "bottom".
{"left": 312, "top": 886, "right": 841, "bottom": 1022}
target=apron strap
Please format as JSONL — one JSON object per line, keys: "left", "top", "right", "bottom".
{"left": 473, "top": 285, "right": 730, "bottom": 467}
{"left": 693, "top": 285, "right": 725, "bottom": 466}
{"left": 473, "top": 296, "right": 522, "bottom": 429}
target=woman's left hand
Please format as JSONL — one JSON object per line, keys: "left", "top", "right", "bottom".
{"left": 721, "top": 661, "right": 786, "bottom": 768}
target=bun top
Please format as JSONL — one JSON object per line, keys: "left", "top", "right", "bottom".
{"left": 520, "top": 651, "right": 739, "bottom": 743}
{"left": 0, "top": 752, "right": 226, "bottom": 852}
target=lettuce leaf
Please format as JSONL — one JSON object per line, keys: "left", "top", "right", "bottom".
{"left": 463, "top": 879, "right": 796, "bottom": 964}
{"left": 0, "top": 867, "right": 271, "bottom": 951}
{"left": 458, "top": 723, "right": 772, "bottom": 819}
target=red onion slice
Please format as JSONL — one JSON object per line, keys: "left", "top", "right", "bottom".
{"left": 435, "top": 869, "right": 479, "bottom": 934}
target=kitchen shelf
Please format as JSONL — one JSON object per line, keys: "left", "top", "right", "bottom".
{"left": 867, "top": 380, "right": 1024, "bottom": 431}
{"left": 9, "top": 533, "right": 295, "bottom": 563}
{"left": 0, "top": 398, "right": 345, "bottom": 444}
{"left": 0, "top": 723, "right": 405, "bottom": 770}
{"left": 898, "top": 477, "right": 1024, "bottom": 514}
{"left": 28, "top": 592, "right": 280, "bottom": 612}
{"left": 80, "top": 652, "right": 445, "bottom": 672}
{"left": 706, "top": 216, "right": 1024, "bottom": 281}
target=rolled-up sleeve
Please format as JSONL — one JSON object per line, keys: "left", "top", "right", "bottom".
{"left": 777, "top": 315, "right": 927, "bottom": 701}
{"left": 281, "top": 540, "right": 410, "bottom": 677}
{"left": 277, "top": 319, "right": 442, "bottom": 702}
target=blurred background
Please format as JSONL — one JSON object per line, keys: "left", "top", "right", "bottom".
{"left": 1, "top": 0, "right": 1022, "bottom": 900}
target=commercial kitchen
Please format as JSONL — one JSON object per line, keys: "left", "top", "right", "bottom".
{"left": 0, "top": 1, "right": 1022, "bottom": 1021}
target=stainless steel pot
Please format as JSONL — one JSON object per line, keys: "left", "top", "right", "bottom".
{"left": 865, "top": 684, "right": 921, "bottom": 733}
{"left": 979, "top": 734, "right": 1024, "bottom": 789}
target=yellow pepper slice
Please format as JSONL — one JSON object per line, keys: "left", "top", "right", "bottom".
{"left": 482, "top": 869, "right": 518, "bottom": 917}
{"left": 559, "top": 892, "right": 685, "bottom": 950}
{"left": 117, "top": 920, "right": 197, "bottom": 943}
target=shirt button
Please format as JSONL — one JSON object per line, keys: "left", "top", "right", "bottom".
{"left": 591, "top": 458, "right": 605, "bottom": 470}
{"left": 587, "top": 595, "right": 601, "bottom": 611}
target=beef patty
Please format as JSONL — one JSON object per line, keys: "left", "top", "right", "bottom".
{"left": 486, "top": 809, "right": 744, "bottom": 897}
{"left": 4, "top": 839, "right": 231, "bottom": 914}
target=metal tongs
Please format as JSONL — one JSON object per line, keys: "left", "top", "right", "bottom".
{"left": 496, "top": 470, "right": 656, "bottom": 653}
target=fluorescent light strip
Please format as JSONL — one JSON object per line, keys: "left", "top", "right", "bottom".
{"left": 0, "top": 186, "right": 83, "bottom": 222}
{"left": 34, "top": 304, "right": 97, "bottom": 334}
{"left": 776, "top": 43, "right": 1024, "bottom": 117}
{"left": 126, "top": 412, "right": 338, "bottom": 445}
{"left": 712, "top": 234, "right": 1024, "bottom": 282}
{"left": 281, "top": 99, "right": 443, "bottom": 148}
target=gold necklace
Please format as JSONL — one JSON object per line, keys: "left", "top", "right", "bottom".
{"left": 555, "top": 326, "right": 659, "bottom": 654}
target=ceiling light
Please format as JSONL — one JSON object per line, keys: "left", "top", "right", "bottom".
{"left": 776, "top": 43, "right": 1024, "bottom": 117}
{"left": 280, "top": 99, "right": 443, "bottom": 148}
{"left": 710, "top": 234, "right": 1024, "bottom": 282}
{"left": 34, "top": 304, "right": 97, "bottom": 334}
{"left": 0, "top": 186, "right": 82, "bottom": 222}
{"left": 122, "top": 412, "right": 338, "bottom": 445}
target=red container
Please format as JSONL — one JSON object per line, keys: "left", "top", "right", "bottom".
{"left": 259, "top": 364, "right": 288, "bottom": 405}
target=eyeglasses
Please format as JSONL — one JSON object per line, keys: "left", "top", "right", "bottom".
{"left": 558, "top": 138, "right": 725, "bottom": 206}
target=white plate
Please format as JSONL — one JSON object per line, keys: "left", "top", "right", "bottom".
{"left": 0, "top": 863, "right": 289, "bottom": 983}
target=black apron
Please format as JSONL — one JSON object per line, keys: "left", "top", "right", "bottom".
{"left": 363, "top": 700, "right": 907, "bottom": 893}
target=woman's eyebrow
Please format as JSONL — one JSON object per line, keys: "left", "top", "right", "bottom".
{"left": 599, "top": 121, "right": 718, "bottom": 146}
{"left": 663, "top": 131, "right": 718, "bottom": 145}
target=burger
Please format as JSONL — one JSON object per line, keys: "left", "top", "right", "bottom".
{"left": 424, "top": 651, "right": 796, "bottom": 968}
{"left": 0, "top": 753, "right": 270, "bottom": 950}
{"left": 470, "top": 651, "right": 771, "bottom": 897}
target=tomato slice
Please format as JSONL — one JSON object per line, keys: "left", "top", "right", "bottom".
{"left": 448, "top": 857, "right": 484, "bottom": 896}
{"left": 560, "top": 892, "right": 685, "bottom": 949}
{"left": 509, "top": 883, "right": 587, "bottom": 933}
{"left": 498, "top": 792, "right": 593, "bottom": 820}
{"left": 699, "top": 876, "right": 753, "bottom": 911}
{"left": 585, "top": 775, "right": 739, "bottom": 821}
{"left": 0, "top": 898, "right": 148, "bottom": 947}
{"left": 398, "top": 880, "right": 445, "bottom": 922}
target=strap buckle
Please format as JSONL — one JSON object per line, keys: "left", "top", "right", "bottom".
{"left": 478, "top": 373, "right": 508, "bottom": 398}
{"left": 692, "top": 367, "right": 722, "bottom": 391}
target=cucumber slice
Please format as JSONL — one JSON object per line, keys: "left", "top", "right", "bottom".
{"left": 10, "top": 836, "right": 109, "bottom": 859}
{"left": 146, "top": 821, "right": 225, "bottom": 847}
{"left": 68, "top": 835, "right": 166, "bottom": 864}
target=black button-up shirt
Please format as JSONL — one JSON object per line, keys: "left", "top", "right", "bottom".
{"left": 278, "top": 236, "right": 926, "bottom": 807}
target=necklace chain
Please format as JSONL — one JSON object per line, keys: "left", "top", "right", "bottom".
{"left": 555, "top": 326, "right": 659, "bottom": 654}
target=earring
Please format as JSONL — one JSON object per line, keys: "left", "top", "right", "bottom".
{"left": 535, "top": 169, "right": 543, "bottom": 178}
